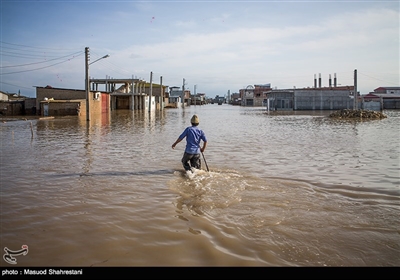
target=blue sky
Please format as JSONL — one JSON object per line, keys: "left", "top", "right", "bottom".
{"left": 1, "top": 0, "right": 399, "bottom": 98}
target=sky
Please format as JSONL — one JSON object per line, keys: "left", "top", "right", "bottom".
{"left": 0, "top": 0, "right": 399, "bottom": 99}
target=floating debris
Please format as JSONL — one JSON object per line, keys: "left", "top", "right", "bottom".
{"left": 329, "top": 109, "right": 387, "bottom": 119}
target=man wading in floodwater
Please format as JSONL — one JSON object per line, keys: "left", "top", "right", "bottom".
{"left": 171, "top": 115, "right": 207, "bottom": 175}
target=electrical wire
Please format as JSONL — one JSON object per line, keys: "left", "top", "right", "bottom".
{"left": 0, "top": 51, "right": 83, "bottom": 68}
{"left": 0, "top": 52, "right": 84, "bottom": 75}
{"left": 358, "top": 71, "right": 399, "bottom": 85}
{"left": 0, "top": 81, "right": 34, "bottom": 91}
{"left": 0, "top": 41, "right": 79, "bottom": 51}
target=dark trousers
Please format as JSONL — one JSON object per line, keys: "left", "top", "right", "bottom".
{"left": 181, "top": 152, "right": 201, "bottom": 171}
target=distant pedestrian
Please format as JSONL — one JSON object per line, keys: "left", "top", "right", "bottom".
{"left": 172, "top": 114, "right": 207, "bottom": 174}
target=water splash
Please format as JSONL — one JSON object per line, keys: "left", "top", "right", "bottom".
{"left": 169, "top": 169, "right": 246, "bottom": 215}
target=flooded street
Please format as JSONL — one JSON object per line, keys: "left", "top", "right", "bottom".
{"left": 1, "top": 105, "right": 399, "bottom": 267}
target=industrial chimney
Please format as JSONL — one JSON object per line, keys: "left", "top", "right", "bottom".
{"left": 319, "top": 73, "right": 322, "bottom": 88}
{"left": 329, "top": 74, "right": 332, "bottom": 87}
{"left": 334, "top": 73, "right": 337, "bottom": 87}
{"left": 314, "top": 74, "right": 317, "bottom": 88}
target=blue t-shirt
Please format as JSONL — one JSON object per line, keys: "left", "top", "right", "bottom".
{"left": 179, "top": 126, "right": 207, "bottom": 154}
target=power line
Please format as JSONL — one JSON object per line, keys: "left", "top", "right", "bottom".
{"left": 0, "top": 41, "right": 79, "bottom": 51}
{"left": 0, "top": 50, "right": 79, "bottom": 60}
{"left": 358, "top": 71, "right": 399, "bottom": 85}
{"left": 0, "top": 81, "right": 34, "bottom": 91}
{"left": 0, "top": 51, "right": 83, "bottom": 68}
{"left": 0, "top": 41, "right": 83, "bottom": 61}
{"left": 0, "top": 45, "right": 79, "bottom": 57}
{"left": 0, "top": 52, "right": 84, "bottom": 75}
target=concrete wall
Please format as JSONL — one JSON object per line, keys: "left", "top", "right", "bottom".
{"left": 267, "top": 91, "right": 294, "bottom": 110}
{"left": 40, "top": 99, "right": 102, "bottom": 118}
{"left": 144, "top": 96, "right": 156, "bottom": 111}
{"left": 0, "top": 101, "right": 24, "bottom": 116}
{"left": 36, "top": 87, "right": 86, "bottom": 113}
{"left": 383, "top": 99, "right": 400, "bottom": 109}
{"left": 40, "top": 101, "right": 83, "bottom": 116}
{"left": 36, "top": 87, "right": 104, "bottom": 117}
{"left": 0, "top": 98, "right": 37, "bottom": 116}
{"left": 143, "top": 85, "right": 164, "bottom": 97}
{"left": 0, "top": 92, "right": 9, "bottom": 101}
{"left": 86, "top": 96, "right": 103, "bottom": 118}
{"left": 362, "top": 100, "right": 382, "bottom": 111}
{"left": 294, "top": 89, "right": 353, "bottom": 110}
{"left": 24, "top": 98, "right": 37, "bottom": 115}
{"left": 247, "top": 89, "right": 353, "bottom": 110}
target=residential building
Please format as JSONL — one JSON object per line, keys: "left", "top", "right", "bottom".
{"left": 362, "top": 87, "right": 400, "bottom": 109}
{"left": 373, "top": 87, "right": 400, "bottom": 94}
{"left": 190, "top": 93, "right": 206, "bottom": 105}
{"left": 0, "top": 91, "right": 9, "bottom": 101}
{"left": 168, "top": 87, "right": 191, "bottom": 107}
{"left": 230, "top": 92, "right": 241, "bottom": 105}
{"left": 0, "top": 90, "right": 35, "bottom": 116}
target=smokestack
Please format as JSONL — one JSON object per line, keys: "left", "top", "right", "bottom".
{"left": 314, "top": 74, "right": 317, "bottom": 88}
{"left": 334, "top": 73, "right": 337, "bottom": 87}
{"left": 319, "top": 73, "right": 321, "bottom": 88}
{"left": 329, "top": 74, "right": 332, "bottom": 87}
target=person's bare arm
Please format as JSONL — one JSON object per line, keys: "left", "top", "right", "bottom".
{"left": 200, "top": 141, "right": 207, "bottom": 153}
{"left": 172, "top": 138, "right": 183, "bottom": 149}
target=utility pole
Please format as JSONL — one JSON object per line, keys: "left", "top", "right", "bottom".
{"left": 160, "top": 76, "right": 163, "bottom": 111}
{"left": 182, "top": 78, "right": 185, "bottom": 107}
{"left": 134, "top": 75, "right": 136, "bottom": 110}
{"left": 85, "top": 47, "right": 90, "bottom": 121}
{"left": 354, "top": 69, "right": 357, "bottom": 110}
{"left": 194, "top": 84, "right": 197, "bottom": 106}
{"left": 85, "top": 47, "right": 109, "bottom": 121}
{"left": 149, "top": 71, "right": 153, "bottom": 112}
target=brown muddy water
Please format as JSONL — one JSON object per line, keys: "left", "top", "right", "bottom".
{"left": 0, "top": 105, "right": 399, "bottom": 267}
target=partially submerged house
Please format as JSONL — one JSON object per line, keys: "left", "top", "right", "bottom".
{"left": 0, "top": 90, "right": 35, "bottom": 116}
{"left": 35, "top": 86, "right": 105, "bottom": 117}
{"left": 362, "top": 87, "right": 400, "bottom": 110}
{"left": 190, "top": 93, "right": 206, "bottom": 105}
{"left": 34, "top": 78, "right": 171, "bottom": 118}
{"left": 168, "top": 87, "right": 191, "bottom": 108}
